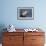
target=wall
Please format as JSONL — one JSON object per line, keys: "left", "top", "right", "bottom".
{"left": 0, "top": 0, "right": 46, "bottom": 30}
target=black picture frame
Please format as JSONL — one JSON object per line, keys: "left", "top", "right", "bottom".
{"left": 17, "top": 7, "right": 34, "bottom": 20}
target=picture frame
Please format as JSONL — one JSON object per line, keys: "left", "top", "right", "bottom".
{"left": 17, "top": 7, "right": 34, "bottom": 20}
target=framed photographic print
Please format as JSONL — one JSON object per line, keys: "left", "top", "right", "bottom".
{"left": 17, "top": 7, "right": 34, "bottom": 20}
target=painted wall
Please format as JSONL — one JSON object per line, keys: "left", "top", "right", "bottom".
{"left": 0, "top": 0, "right": 46, "bottom": 30}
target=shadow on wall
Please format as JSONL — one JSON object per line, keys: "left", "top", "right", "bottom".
{"left": 0, "top": 24, "right": 7, "bottom": 43}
